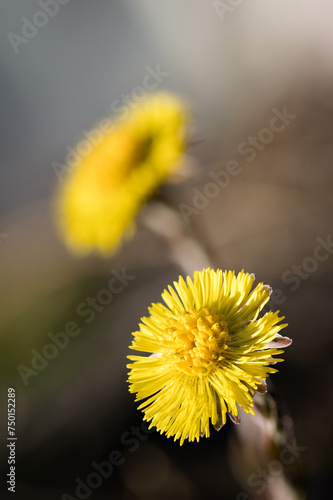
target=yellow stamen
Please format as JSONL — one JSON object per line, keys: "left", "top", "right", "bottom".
{"left": 166, "top": 307, "right": 230, "bottom": 376}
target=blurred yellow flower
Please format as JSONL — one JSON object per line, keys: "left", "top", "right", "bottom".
{"left": 127, "top": 268, "right": 291, "bottom": 445}
{"left": 55, "top": 93, "right": 188, "bottom": 255}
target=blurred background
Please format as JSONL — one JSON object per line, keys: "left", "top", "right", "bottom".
{"left": 1, "top": 1, "right": 333, "bottom": 498}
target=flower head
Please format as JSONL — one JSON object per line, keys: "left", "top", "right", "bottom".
{"left": 55, "top": 92, "right": 188, "bottom": 255}
{"left": 127, "top": 268, "right": 291, "bottom": 445}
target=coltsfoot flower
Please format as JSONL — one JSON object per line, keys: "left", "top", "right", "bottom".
{"left": 127, "top": 268, "right": 291, "bottom": 445}
{"left": 55, "top": 92, "right": 188, "bottom": 255}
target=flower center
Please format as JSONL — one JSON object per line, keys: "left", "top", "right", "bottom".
{"left": 81, "top": 130, "right": 153, "bottom": 192}
{"left": 165, "top": 307, "right": 230, "bottom": 376}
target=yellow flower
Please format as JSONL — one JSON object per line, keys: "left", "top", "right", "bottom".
{"left": 127, "top": 268, "right": 291, "bottom": 445}
{"left": 55, "top": 93, "right": 188, "bottom": 255}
